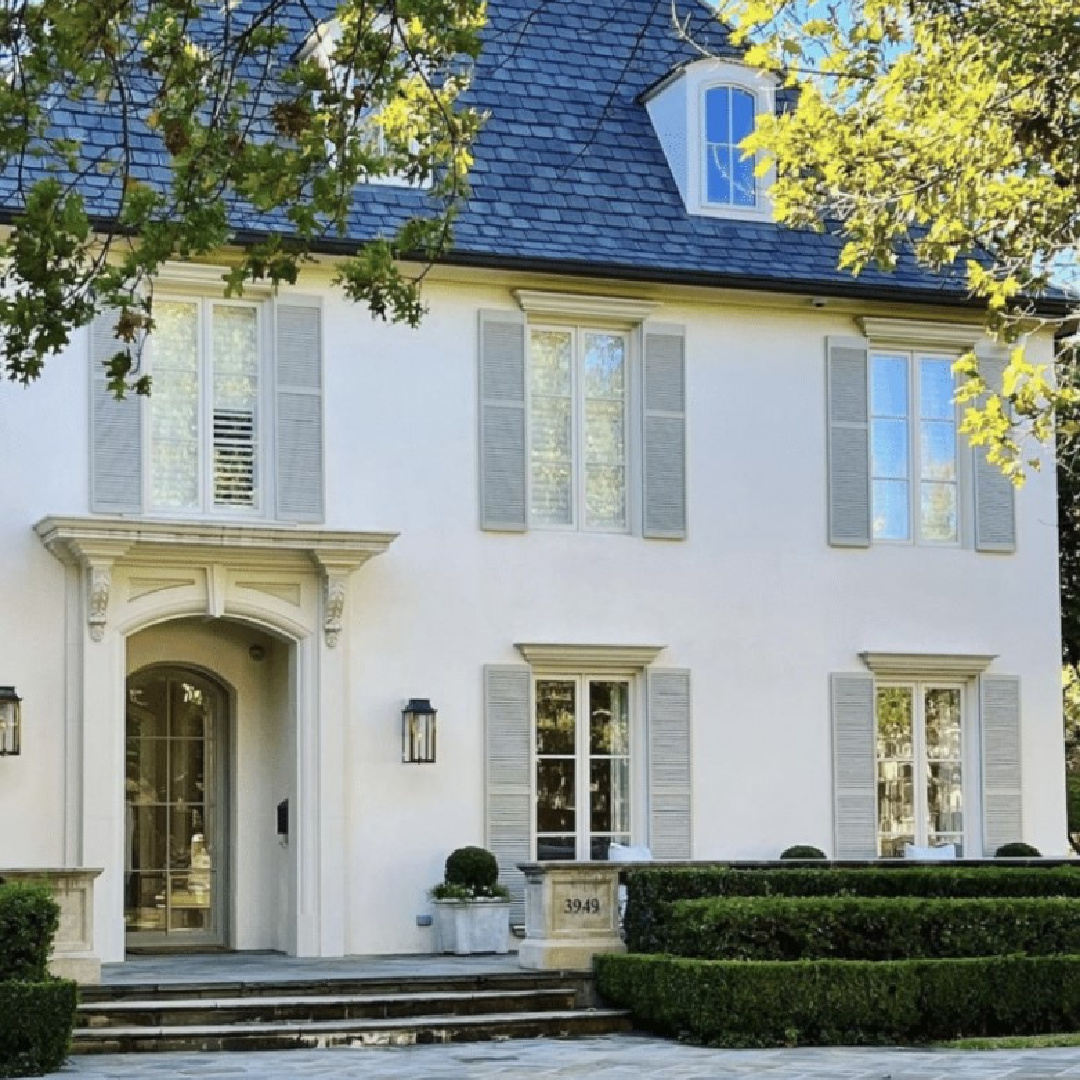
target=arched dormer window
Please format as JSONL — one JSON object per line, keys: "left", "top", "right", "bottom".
{"left": 703, "top": 85, "right": 756, "bottom": 208}
{"left": 643, "top": 58, "right": 775, "bottom": 221}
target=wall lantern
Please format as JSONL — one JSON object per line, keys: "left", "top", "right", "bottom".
{"left": 402, "top": 698, "right": 437, "bottom": 764}
{"left": 0, "top": 687, "right": 21, "bottom": 756}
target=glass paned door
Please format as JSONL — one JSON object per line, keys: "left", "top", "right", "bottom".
{"left": 125, "top": 668, "right": 227, "bottom": 948}
{"left": 534, "top": 676, "right": 632, "bottom": 861}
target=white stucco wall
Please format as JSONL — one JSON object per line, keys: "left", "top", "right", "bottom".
{"left": 0, "top": 268, "right": 1066, "bottom": 958}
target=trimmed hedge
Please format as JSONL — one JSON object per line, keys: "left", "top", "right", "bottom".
{"left": 595, "top": 952, "right": 1080, "bottom": 1047}
{"left": 0, "top": 885, "right": 59, "bottom": 983}
{"left": 623, "top": 866, "right": 1080, "bottom": 953}
{"left": 0, "top": 981, "right": 77, "bottom": 1077}
{"left": 661, "top": 895, "right": 1080, "bottom": 961}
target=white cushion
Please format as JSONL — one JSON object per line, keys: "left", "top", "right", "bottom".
{"left": 608, "top": 843, "right": 653, "bottom": 863}
{"left": 903, "top": 843, "right": 957, "bottom": 861}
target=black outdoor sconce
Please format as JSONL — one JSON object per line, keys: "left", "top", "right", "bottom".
{"left": 0, "top": 687, "right": 22, "bottom": 756}
{"left": 402, "top": 698, "right": 437, "bottom": 763}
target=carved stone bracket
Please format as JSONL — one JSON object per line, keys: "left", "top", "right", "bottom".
{"left": 86, "top": 564, "right": 112, "bottom": 643}
{"left": 323, "top": 574, "right": 348, "bottom": 648}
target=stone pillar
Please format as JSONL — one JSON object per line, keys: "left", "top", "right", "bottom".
{"left": 517, "top": 862, "right": 626, "bottom": 971}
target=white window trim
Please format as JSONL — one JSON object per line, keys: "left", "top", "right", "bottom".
{"left": 869, "top": 345, "right": 967, "bottom": 548}
{"left": 525, "top": 322, "right": 634, "bottom": 535}
{"left": 143, "top": 291, "right": 272, "bottom": 522}
{"left": 687, "top": 60, "right": 775, "bottom": 221}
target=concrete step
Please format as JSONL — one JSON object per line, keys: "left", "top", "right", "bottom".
{"left": 78, "top": 987, "right": 578, "bottom": 1028}
{"left": 71, "top": 1007, "right": 634, "bottom": 1053}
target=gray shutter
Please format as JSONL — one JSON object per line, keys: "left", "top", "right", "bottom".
{"left": 647, "top": 668, "right": 692, "bottom": 859}
{"left": 484, "top": 665, "right": 531, "bottom": 925}
{"left": 827, "top": 337, "right": 871, "bottom": 547}
{"left": 973, "top": 348, "right": 1017, "bottom": 552}
{"left": 831, "top": 673, "right": 877, "bottom": 858}
{"left": 275, "top": 297, "right": 324, "bottom": 522}
{"left": 89, "top": 309, "right": 143, "bottom": 514}
{"left": 643, "top": 325, "right": 687, "bottom": 539}
{"left": 981, "top": 674, "right": 1022, "bottom": 854}
{"left": 479, "top": 310, "right": 527, "bottom": 531}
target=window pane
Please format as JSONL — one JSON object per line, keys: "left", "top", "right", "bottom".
{"left": 530, "top": 331, "right": 572, "bottom": 395}
{"left": 872, "top": 418, "right": 909, "bottom": 479}
{"left": 583, "top": 333, "right": 625, "bottom": 397}
{"left": 705, "top": 86, "right": 730, "bottom": 143}
{"left": 589, "top": 682, "right": 630, "bottom": 755}
{"left": 536, "top": 760, "right": 575, "bottom": 833}
{"left": 873, "top": 479, "right": 910, "bottom": 539}
{"left": 212, "top": 306, "right": 258, "bottom": 508}
{"left": 919, "top": 358, "right": 955, "bottom": 421}
{"left": 877, "top": 687, "right": 915, "bottom": 852}
{"left": 706, "top": 144, "right": 732, "bottom": 204}
{"left": 732, "top": 88, "right": 755, "bottom": 141}
{"left": 536, "top": 836, "right": 576, "bottom": 861}
{"left": 585, "top": 467, "right": 626, "bottom": 530}
{"left": 920, "top": 482, "right": 958, "bottom": 542}
{"left": 531, "top": 397, "right": 572, "bottom": 460}
{"left": 590, "top": 757, "right": 631, "bottom": 834}
{"left": 150, "top": 301, "right": 200, "bottom": 511}
{"left": 733, "top": 151, "right": 756, "bottom": 206}
{"left": 920, "top": 422, "right": 957, "bottom": 481}
{"left": 927, "top": 762, "right": 963, "bottom": 836}
{"left": 536, "top": 681, "right": 575, "bottom": 755}
{"left": 871, "top": 355, "right": 909, "bottom": 417}
{"left": 584, "top": 333, "right": 626, "bottom": 530}
{"left": 877, "top": 687, "right": 914, "bottom": 757}
{"left": 924, "top": 688, "right": 962, "bottom": 759}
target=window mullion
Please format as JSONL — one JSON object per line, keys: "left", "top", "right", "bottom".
{"left": 200, "top": 300, "right": 212, "bottom": 513}
{"left": 914, "top": 682, "right": 928, "bottom": 847}
{"left": 577, "top": 675, "right": 588, "bottom": 859}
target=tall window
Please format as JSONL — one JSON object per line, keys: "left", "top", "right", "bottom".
{"left": 529, "top": 327, "right": 628, "bottom": 531}
{"left": 149, "top": 299, "right": 261, "bottom": 514}
{"left": 703, "top": 85, "right": 756, "bottom": 208}
{"left": 534, "top": 677, "right": 632, "bottom": 860}
{"left": 876, "top": 683, "right": 964, "bottom": 856}
{"left": 870, "top": 351, "right": 959, "bottom": 542}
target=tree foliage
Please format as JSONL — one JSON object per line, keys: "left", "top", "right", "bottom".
{"left": 716, "top": 0, "right": 1080, "bottom": 478}
{"left": 0, "top": 0, "right": 483, "bottom": 394}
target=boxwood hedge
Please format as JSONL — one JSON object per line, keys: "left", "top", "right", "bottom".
{"left": 660, "top": 895, "right": 1080, "bottom": 961}
{"left": 595, "top": 953, "right": 1080, "bottom": 1047}
{"left": 0, "top": 981, "right": 78, "bottom": 1077}
{"left": 0, "top": 885, "right": 59, "bottom": 983}
{"left": 623, "top": 866, "right": 1080, "bottom": 952}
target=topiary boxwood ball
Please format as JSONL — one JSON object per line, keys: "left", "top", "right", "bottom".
{"left": 995, "top": 842, "right": 1042, "bottom": 858}
{"left": 444, "top": 846, "right": 499, "bottom": 892}
{"left": 779, "top": 845, "right": 827, "bottom": 860}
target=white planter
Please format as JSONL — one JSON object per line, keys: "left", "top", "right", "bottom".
{"left": 432, "top": 898, "right": 511, "bottom": 955}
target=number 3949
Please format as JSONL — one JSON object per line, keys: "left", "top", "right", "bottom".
{"left": 563, "top": 897, "right": 601, "bottom": 914}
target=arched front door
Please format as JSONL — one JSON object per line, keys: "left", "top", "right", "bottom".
{"left": 125, "top": 667, "right": 228, "bottom": 949}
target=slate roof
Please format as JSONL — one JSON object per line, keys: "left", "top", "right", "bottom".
{"left": 0, "top": 0, "right": 1021, "bottom": 304}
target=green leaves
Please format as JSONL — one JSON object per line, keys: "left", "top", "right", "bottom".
{"left": 720, "top": 0, "right": 1080, "bottom": 477}
{"left": 0, "top": 0, "right": 484, "bottom": 393}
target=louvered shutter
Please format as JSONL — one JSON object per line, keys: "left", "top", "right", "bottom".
{"left": 827, "top": 337, "right": 871, "bottom": 547}
{"left": 643, "top": 325, "right": 687, "bottom": 539}
{"left": 831, "top": 673, "right": 877, "bottom": 858}
{"left": 484, "top": 665, "right": 531, "bottom": 925}
{"left": 479, "top": 310, "right": 527, "bottom": 532}
{"left": 89, "top": 309, "right": 143, "bottom": 514}
{"left": 275, "top": 297, "right": 324, "bottom": 522}
{"left": 973, "top": 348, "right": 1017, "bottom": 552}
{"left": 981, "top": 674, "right": 1022, "bottom": 854}
{"left": 647, "top": 668, "right": 692, "bottom": 859}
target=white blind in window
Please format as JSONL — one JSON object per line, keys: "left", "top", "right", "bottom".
{"left": 212, "top": 305, "right": 258, "bottom": 508}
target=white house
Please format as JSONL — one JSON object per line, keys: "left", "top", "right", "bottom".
{"left": 0, "top": 0, "right": 1066, "bottom": 965}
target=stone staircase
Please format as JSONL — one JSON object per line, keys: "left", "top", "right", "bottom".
{"left": 73, "top": 970, "right": 632, "bottom": 1053}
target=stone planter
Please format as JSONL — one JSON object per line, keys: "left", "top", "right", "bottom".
{"left": 432, "top": 898, "right": 511, "bottom": 955}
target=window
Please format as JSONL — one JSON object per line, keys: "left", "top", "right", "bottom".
{"left": 534, "top": 677, "right": 632, "bottom": 861}
{"left": 148, "top": 298, "right": 262, "bottom": 515}
{"left": 703, "top": 85, "right": 756, "bottom": 209}
{"left": 870, "top": 351, "right": 959, "bottom": 543}
{"left": 529, "top": 326, "right": 628, "bottom": 531}
{"left": 876, "top": 683, "right": 964, "bottom": 856}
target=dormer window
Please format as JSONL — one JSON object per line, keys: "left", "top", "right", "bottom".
{"left": 703, "top": 85, "right": 756, "bottom": 208}
{"left": 643, "top": 58, "right": 776, "bottom": 222}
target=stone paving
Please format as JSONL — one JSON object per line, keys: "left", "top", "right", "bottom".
{"left": 60, "top": 1035, "right": 1080, "bottom": 1079}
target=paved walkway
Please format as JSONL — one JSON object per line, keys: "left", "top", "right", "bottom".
{"left": 61, "top": 1035, "right": 1080, "bottom": 1079}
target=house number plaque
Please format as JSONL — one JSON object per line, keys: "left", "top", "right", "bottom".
{"left": 563, "top": 897, "right": 602, "bottom": 915}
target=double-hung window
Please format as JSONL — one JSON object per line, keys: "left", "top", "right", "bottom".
{"left": 148, "top": 298, "right": 263, "bottom": 515}
{"left": 876, "top": 682, "right": 964, "bottom": 856}
{"left": 703, "top": 85, "right": 757, "bottom": 209}
{"left": 528, "top": 326, "right": 629, "bottom": 531}
{"left": 870, "top": 351, "right": 959, "bottom": 543}
{"left": 534, "top": 676, "right": 632, "bottom": 860}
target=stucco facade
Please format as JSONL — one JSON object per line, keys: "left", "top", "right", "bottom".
{"left": 0, "top": 264, "right": 1065, "bottom": 961}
